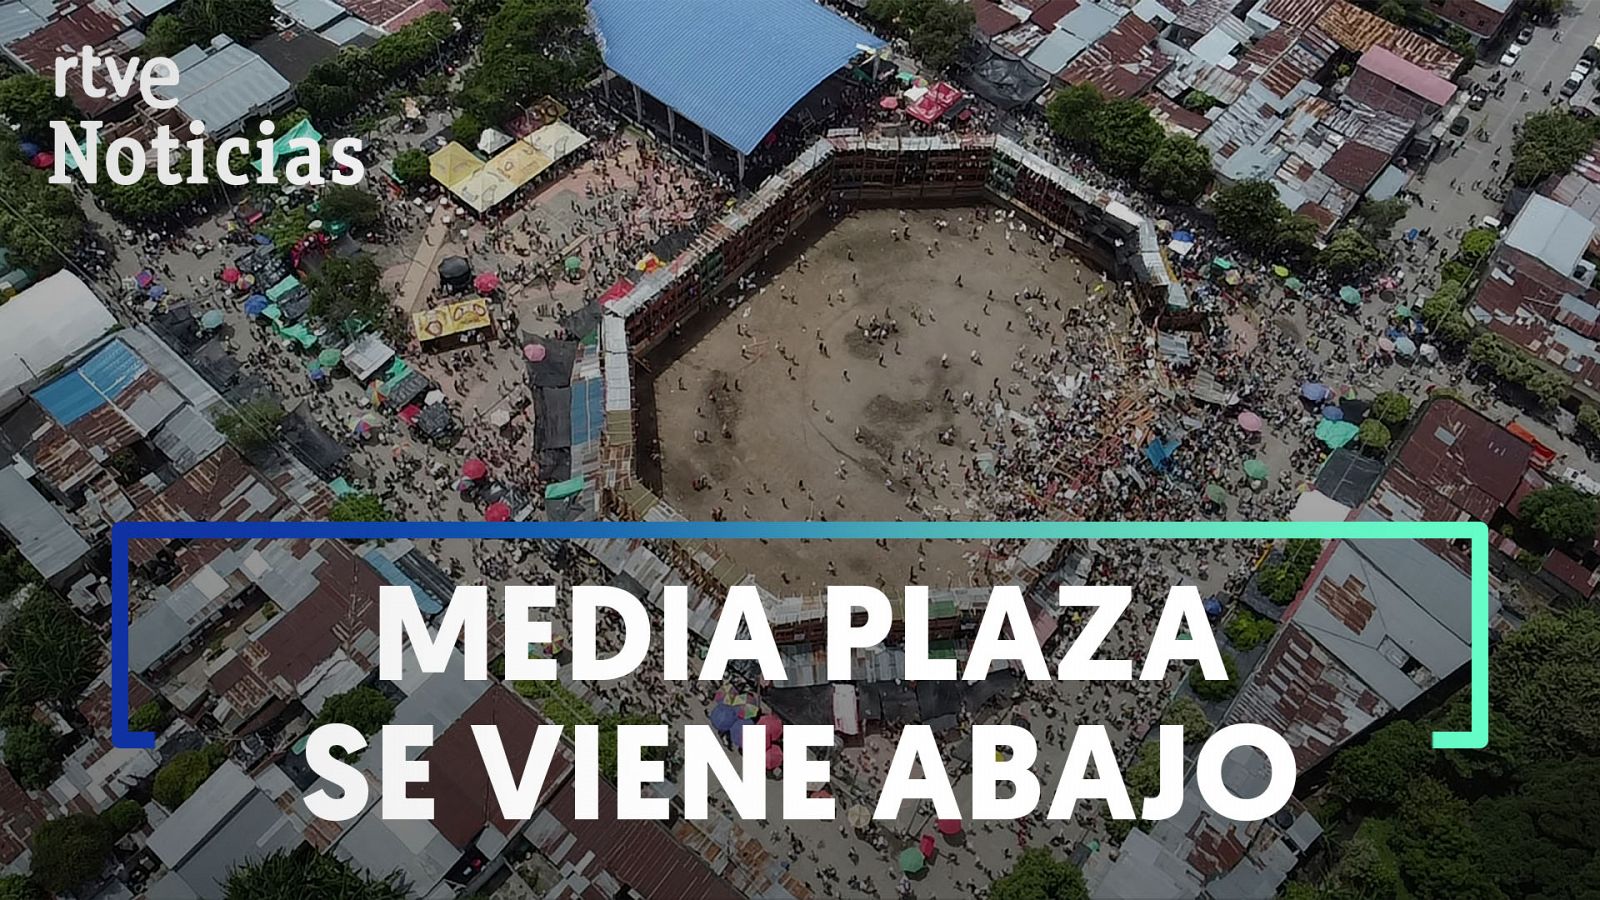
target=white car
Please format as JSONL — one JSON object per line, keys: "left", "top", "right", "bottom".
{"left": 1501, "top": 44, "right": 1522, "bottom": 66}
{"left": 1577, "top": 58, "right": 1596, "bottom": 77}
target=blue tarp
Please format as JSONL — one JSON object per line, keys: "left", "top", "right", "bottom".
{"left": 1145, "top": 437, "right": 1180, "bottom": 472}
{"left": 362, "top": 549, "right": 444, "bottom": 615}
{"left": 590, "top": 0, "right": 884, "bottom": 154}
{"left": 34, "top": 339, "right": 147, "bottom": 425}
{"left": 570, "top": 376, "right": 605, "bottom": 446}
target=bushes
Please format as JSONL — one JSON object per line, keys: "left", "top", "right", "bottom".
{"left": 330, "top": 494, "right": 390, "bottom": 522}
{"left": 299, "top": 13, "right": 456, "bottom": 122}
{"left": 314, "top": 686, "right": 396, "bottom": 738}
{"left": 128, "top": 700, "right": 169, "bottom": 734}
{"left": 1420, "top": 280, "right": 1472, "bottom": 345}
{"left": 1470, "top": 333, "right": 1570, "bottom": 408}
{"left": 1162, "top": 697, "right": 1213, "bottom": 742}
{"left": 152, "top": 745, "right": 228, "bottom": 809}
{"left": 1256, "top": 539, "right": 1323, "bottom": 605}
{"left": 1519, "top": 484, "right": 1598, "bottom": 545}
{"left": 214, "top": 398, "right": 285, "bottom": 454}
{"left": 29, "top": 814, "right": 110, "bottom": 893}
{"left": 1190, "top": 652, "right": 1239, "bottom": 702}
{"left": 393, "top": 148, "right": 431, "bottom": 186}
{"left": 2, "top": 723, "right": 60, "bottom": 789}
{"left": 1358, "top": 419, "right": 1392, "bottom": 454}
{"left": 1223, "top": 611, "right": 1276, "bottom": 652}
{"left": 101, "top": 799, "right": 146, "bottom": 837}
{"left": 1045, "top": 87, "right": 1213, "bottom": 203}
{"left": 0, "top": 589, "right": 98, "bottom": 708}
{"left": 1370, "top": 391, "right": 1412, "bottom": 428}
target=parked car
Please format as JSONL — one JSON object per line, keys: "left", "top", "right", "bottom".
{"left": 1469, "top": 87, "right": 1490, "bottom": 109}
{"left": 1576, "top": 58, "right": 1595, "bottom": 77}
{"left": 1562, "top": 75, "right": 1583, "bottom": 98}
{"left": 1517, "top": 26, "right": 1534, "bottom": 43}
{"left": 1450, "top": 115, "right": 1471, "bottom": 136}
{"left": 1501, "top": 43, "right": 1522, "bottom": 66}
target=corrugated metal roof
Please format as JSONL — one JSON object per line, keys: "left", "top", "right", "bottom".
{"left": 1505, "top": 194, "right": 1597, "bottom": 276}
{"left": 590, "top": 0, "right": 883, "bottom": 154}
{"left": 0, "top": 465, "right": 89, "bottom": 578}
{"left": 1356, "top": 45, "right": 1455, "bottom": 106}
{"left": 155, "top": 36, "right": 290, "bottom": 131}
{"left": 0, "top": 271, "right": 116, "bottom": 414}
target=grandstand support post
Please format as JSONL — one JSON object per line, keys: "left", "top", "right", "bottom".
{"left": 702, "top": 128, "right": 710, "bottom": 162}
{"left": 668, "top": 107, "right": 676, "bottom": 144}
{"left": 633, "top": 83, "right": 643, "bottom": 122}
{"left": 738, "top": 151, "right": 745, "bottom": 182}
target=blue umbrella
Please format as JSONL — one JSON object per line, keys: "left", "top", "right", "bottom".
{"left": 1172, "top": 230, "right": 1194, "bottom": 242}
{"left": 244, "top": 295, "right": 269, "bottom": 317}
{"left": 1321, "top": 406, "right": 1344, "bottom": 421}
{"left": 1300, "top": 382, "right": 1331, "bottom": 402}
{"left": 709, "top": 703, "right": 737, "bottom": 732}
{"left": 1203, "top": 597, "right": 1224, "bottom": 618}
{"left": 253, "top": 234, "right": 273, "bottom": 245}
{"left": 730, "top": 724, "right": 746, "bottom": 748}
{"left": 148, "top": 284, "right": 167, "bottom": 300}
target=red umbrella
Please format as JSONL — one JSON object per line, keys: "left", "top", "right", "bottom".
{"left": 765, "top": 744, "right": 783, "bottom": 771}
{"left": 759, "top": 714, "right": 783, "bottom": 745}
{"left": 936, "top": 819, "right": 962, "bottom": 836}
{"left": 919, "top": 835, "right": 936, "bottom": 859}
{"left": 484, "top": 501, "right": 512, "bottom": 522}
{"left": 474, "top": 272, "right": 500, "bottom": 294}
{"left": 32, "top": 152, "right": 52, "bottom": 169}
{"left": 462, "top": 458, "right": 488, "bottom": 480}
{"left": 221, "top": 266, "right": 241, "bottom": 284}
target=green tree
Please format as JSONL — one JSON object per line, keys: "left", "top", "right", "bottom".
{"left": 1276, "top": 213, "right": 1320, "bottom": 265}
{"left": 1472, "top": 757, "right": 1600, "bottom": 899}
{"left": 1490, "top": 610, "right": 1600, "bottom": 757}
{"left": 1391, "top": 779, "right": 1502, "bottom": 899}
{"left": 0, "top": 589, "right": 99, "bottom": 708}
{"left": 0, "top": 158, "right": 87, "bottom": 275}
{"left": 1511, "top": 110, "right": 1600, "bottom": 188}
{"left": 1520, "top": 484, "right": 1597, "bottom": 545}
{"left": 1370, "top": 391, "right": 1412, "bottom": 427}
{"left": 1162, "top": 697, "right": 1213, "bottom": 742}
{"left": 1458, "top": 227, "right": 1498, "bottom": 263}
{"left": 319, "top": 185, "right": 382, "bottom": 229}
{"left": 94, "top": 157, "right": 212, "bottom": 220}
{"left": 1579, "top": 404, "right": 1600, "bottom": 438}
{"left": 29, "top": 814, "right": 110, "bottom": 893}
{"left": 1210, "top": 180, "right": 1286, "bottom": 249}
{"left": 1190, "top": 652, "right": 1238, "bottom": 702}
{"left": 0, "top": 541, "right": 41, "bottom": 599}
{"left": 308, "top": 256, "right": 394, "bottom": 335}
{"left": 1353, "top": 198, "right": 1409, "bottom": 240}
{"left": 2, "top": 723, "right": 60, "bottom": 789}
{"left": 1328, "top": 720, "right": 1432, "bottom": 808}
{"left": 152, "top": 745, "right": 229, "bottom": 809}
{"left": 451, "top": 111, "right": 483, "bottom": 144}
{"left": 988, "top": 848, "right": 1089, "bottom": 900}
{"left": 1141, "top": 136, "right": 1212, "bottom": 203}
{"left": 101, "top": 799, "right": 146, "bottom": 837}
{"left": 456, "top": 0, "right": 600, "bottom": 124}
{"left": 393, "top": 148, "right": 431, "bottom": 186}
{"left": 1358, "top": 419, "right": 1392, "bottom": 454}
{"left": 1090, "top": 99, "right": 1165, "bottom": 179}
{"left": 0, "top": 875, "right": 40, "bottom": 900}
{"left": 865, "top": 0, "right": 974, "bottom": 72}
{"left": 263, "top": 205, "right": 311, "bottom": 252}
{"left": 129, "top": 700, "right": 170, "bottom": 733}
{"left": 314, "top": 686, "right": 395, "bottom": 738}
{"left": 1318, "top": 227, "right": 1383, "bottom": 280}
{"left": 0, "top": 75, "right": 76, "bottom": 141}
{"left": 223, "top": 848, "right": 406, "bottom": 900}
{"left": 1044, "top": 84, "right": 1104, "bottom": 150}
{"left": 1440, "top": 259, "right": 1473, "bottom": 287}
{"left": 1223, "top": 610, "right": 1275, "bottom": 651}
{"left": 214, "top": 398, "right": 286, "bottom": 454}
{"left": 330, "top": 493, "right": 390, "bottom": 522}
{"left": 140, "top": 14, "right": 192, "bottom": 56}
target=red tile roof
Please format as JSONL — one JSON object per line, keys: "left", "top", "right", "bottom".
{"left": 972, "top": 0, "right": 1022, "bottom": 37}
{"left": 1030, "top": 0, "right": 1080, "bottom": 28}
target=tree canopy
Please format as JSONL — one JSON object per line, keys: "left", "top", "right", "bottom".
{"left": 1519, "top": 484, "right": 1597, "bottom": 545}
{"left": 1511, "top": 111, "right": 1600, "bottom": 188}
{"left": 1141, "top": 135, "right": 1213, "bottom": 204}
{"left": 223, "top": 848, "right": 406, "bottom": 900}
{"left": 1318, "top": 227, "right": 1383, "bottom": 280}
{"left": 139, "top": 0, "right": 276, "bottom": 58}
{"left": 298, "top": 13, "right": 455, "bottom": 122}
{"left": 214, "top": 398, "right": 286, "bottom": 454}
{"left": 864, "top": 0, "right": 975, "bottom": 72}
{"left": 455, "top": 0, "right": 600, "bottom": 125}
{"left": 1209, "top": 180, "right": 1315, "bottom": 262}
{"left": 314, "top": 686, "right": 396, "bottom": 738}
{"left": 308, "top": 256, "right": 394, "bottom": 336}
{"left": 988, "top": 848, "right": 1090, "bottom": 900}
{"left": 319, "top": 186, "right": 382, "bottom": 230}
{"left": 153, "top": 745, "right": 229, "bottom": 809}
{"left": 2, "top": 723, "right": 61, "bottom": 789}
{"left": 330, "top": 493, "right": 391, "bottom": 522}
{"left": 1190, "top": 651, "right": 1238, "bottom": 702}
{"left": 393, "top": 148, "right": 431, "bottom": 187}
{"left": 1044, "top": 86, "right": 1212, "bottom": 202}
{"left": 1370, "top": 391, "right": 1412, "bottom": 427}
{"left": 1352, "top": 198, "right": 1409, "bottom": 240}
{"left": 0, "top": 152, "right": 86, "bottom": 276}
{"left": 30, "top": 814, "right": 110, "bottom": 894}
{"left": 1358, "top": 419, "right": 1392, "bottom": 454}
{"left": 0, "top": 588, "right": 99, "bottom": 709}
{"left": 0, "top": 75, "right": 76, "bottom": 142}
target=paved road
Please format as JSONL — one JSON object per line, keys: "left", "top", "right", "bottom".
{"left": 1401, "top": 1, "right": 1600, "bottom": 264}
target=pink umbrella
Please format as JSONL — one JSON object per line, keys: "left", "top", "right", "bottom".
{"left": 523, "top": 343, "right": 547, "bottom": 363}
{"left": 759, "top": 714, "right": 783, "bottom": 745}
{"left": 484, "top": 501, "right": 512, "bottom": 522}
{"left": 1236, "top": 411, "right": 1263, "bottom": 433}
{"left": 1378, "top": 337, "right": 1395, "bottom": 354}
{"left": 919, "top": 835, "right": 936, "bottom": 859}
{"left": 880, "top": 96, "right": 900, "bottom": 110}
{"left": 462, "top": 458, "right": 488, "bottom": 480}
{"left": 936, "top": 819, "right": 962, "bottom": 836}
{"left": 474, "top": 272, "right": 500, "bottom": 294}
{"left": 765, "top": 744, "right": 783, "bottom": 771}
{"left": 221, "top": 266, "right": 241, "bottom": 284}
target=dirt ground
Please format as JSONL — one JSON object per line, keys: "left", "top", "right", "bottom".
{"left": 650, "top": 207, "right": 1111, "bottom": 593}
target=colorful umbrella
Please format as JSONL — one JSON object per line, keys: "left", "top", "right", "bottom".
{"left": 880, "top": 96, "right": 900, "bottom": 110}
{"left": 847, "top": 805, "right": 872, "bottom": 829}
{"left": 1377, "top": 337, "right": 1395, "bottom": 354}
{"left": 564, "top": 256, "right": 583, "bottom": 273}
{"left": 1237, "top": 411, "right": 1263, "bottom": 432}
{"left": 1206, "top": 483, "right": 1229, "bottom": 505}
{"left": 765, "top": 744, "right": 783, "bottom": 771}
{"left": 759, "top": 714, "right": 783, "bottom": 745}
{"left": 1300, "top": 382, "right": 1331, "bottom": 402}
{"left": 317, "top": 348, "right": 342, "bottom": 368}
{"left": 462, "top": 458, "right": 488, "bottom": 480}
{"left": 709, "top": 703, "right": 737, "bottom": 732}
{"left": 1322, "top": 405, "right": 1344, "bottom": 421}
{"left": 936, "top": 819, "right": 962, "bottom": 836}
{"left": 1272, "top": 265, "right": 1291, "bottom": 278}
{"left": 1284, "top": 276, "right": 1305, "bottom": 294}
{"left": 899, "top": 848, "right": 926, "bottom": 873}
{"left": 1394, "top": 336, "right": 1417, "bottom": 356}
{"left": 221, "top": 266, "right": 241, "bottom": 284}
{"left": 484, "top": 500, "right": 512, "bottom": 522}
{"left": 474, "top": 272, "right": 500, "bottom": 294}
{"left": 524, "top": 343, "right": 547, "bottom": 363}
{"left": 1316, "top": 418, "right": 1360, "bottom": 449}
{"left": 919, "top": 835, "right": 936, "bottom": 859}
{"left": 200, "top": 309, "right": 226, "bottom": 330}
{"left": 1243, "top": 459, "right": 1269, "bottom": 481}
{"left": 1212, "top": 257, "right": 1234, "bottom": 270}
{"left": 1224, "top": 270, "right": 1243, "bottom": 286}
{"left": 1339, "top": 286, "right": 1361, "bottom": 305}
{"left": 1393, "top": 304, "right": 1413, "bottom": 320}
{"left": 244, "top": 295, "right": 268, "bottom": 317}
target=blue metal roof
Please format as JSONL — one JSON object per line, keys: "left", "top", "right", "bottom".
{"left": 591, "top": 0, "right": 884, "bottom": 155}
{"left": 34, "top": 339, "right": 147, "bottom": 425}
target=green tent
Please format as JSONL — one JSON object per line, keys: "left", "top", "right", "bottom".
{"left": 318, "top": 348, "right": 342, "bottom": 368}
{"left": 267, "top": 276, "right": 302, "bottom": 302}
{"left": 329, "top": 477, "right": 356, "bottom": 497}
{"left": 898, "top": 848, "right": 925, "bottom": 873}
{"left": 254, "top": 118, "right": 323, "bottom": 173}
{"left": 1316, "top": 419, "right": 1360, "bottom": 449}
{"left": 1243, "top": 459, "right": 1269, "bottom": 481}
{"left": 545, "top": 476, "right": 586, "bottom": 500}
{"left": 279, "top": 323, "right": 316, "bottom": 348}
{"left": 1206, "top": 483, "right": 1229, "bottom": 505}
{"left": 1339, "top": 286, "right": 1361, "bottom": 305}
